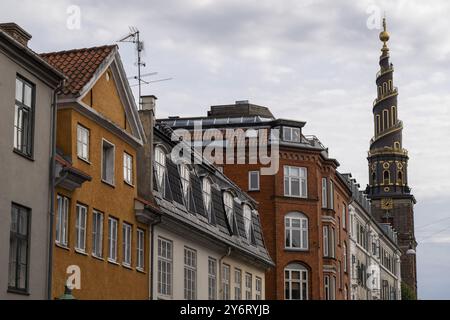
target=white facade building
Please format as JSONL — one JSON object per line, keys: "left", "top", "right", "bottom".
{"left": 343, "top": 174, "right": 401, "bottom": 300}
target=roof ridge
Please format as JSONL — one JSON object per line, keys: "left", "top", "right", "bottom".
{"left": 40, "top": 44, "right": 117, "bottom": 57}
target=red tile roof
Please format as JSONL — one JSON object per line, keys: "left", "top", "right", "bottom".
{"left": 40, "top": 45, "right": 117, "bottom": 96}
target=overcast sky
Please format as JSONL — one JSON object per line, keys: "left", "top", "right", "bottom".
{"left": 2, "top": 0, "right": 449, "bottom": 299}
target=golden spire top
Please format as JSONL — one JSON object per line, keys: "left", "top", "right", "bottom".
{"left": 379, "top": 17, "right": 390, "bottom": 52}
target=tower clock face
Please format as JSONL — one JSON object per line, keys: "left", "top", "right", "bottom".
{"left": 381, "top": 198, "right": 393, "bottom": 210}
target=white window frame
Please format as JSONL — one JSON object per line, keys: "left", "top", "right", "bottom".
{"left": 343, "top": 242, "right": 348, "bottom": 273}
{"left": 285, "top": 212, "right": 309, "bottom": 250}
{"left": 222, "top": 264, "right": 230, "bottom": 300}
{"left": 122, "top": 223, "right": 132, "bottom": 266}
{"left": 184, "top": 247, "right": 197, "bottom": 300}
{"left": 234, "top": 268, "right": 242, "bottom": 300}
{"left": 283, "top": 166, "right": 307, "bottom": 198}
{"left": 248, "top": 171, "right": 260, "bottom": 191}
{"left": 180, "top": 164, "right": 191, "bottom": 206}
{"left": 243, "top": 204, "right": 253, "bottom": 243}
{"left": 92, "top": 210, "right": 103, "bottom": 257}
{"left": 137, "top": 229, "right": 145, "bottom": 270}
{"left": 255, "top": 277, "right": 262, "bottom": 300}
{"left": 56, "top": 195, "right": 69, "bottom": 247}
{"left": 324, "top": 275, "right": 330, "bottom": 300}
{"left": 157, "top": 237, "right": 173, "bottom": 297}
{"left": 282, "top": 126, "right": 301, "bottom": 143}
{"left": 321, "top": 177, "right": 328, "bottom": 208}
{"left": 208, "top": 257, "right": 217, "bottom": 300}
{"left": 342, "top": 204, "right": 347, "bottom": 229}
{"left": 202, "top": 178, "right": 212, "bottom": 221}
{"left": 154, "top": 147, "right": 166, "bottom": 194}
{"left": 77, "top": 124, "right": 90, "bottom": 161}
{"left": 245, "top": 273, "right": 253, "bottom": 300}
{"left": 101, "top": 139, "right": 115, "bottom": 185}
{"left": 284, "top": 263, "right": 308, "bottom": 300}
{"left": 75, "top": 204, "right": 87, "bottom": 252}
{"left": 123, "top": 152, "right": 133, "bottom": 185}
{"left": 107, "top": 217, "right": 118, "bottom": 262}
{"left": 329, "top": 180, "right": 334, "bottom": 209}
{"left": 323, "top": 226, "right": 329, "bottom": 257}
{"left": 223, "top": 192, "right": 234, "bottom": 228}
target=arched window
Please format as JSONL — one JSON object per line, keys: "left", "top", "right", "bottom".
{"left": 223, "top": 191, "right": 234, "bottom": 228}
{"left": 383, "top": 170, "right": 390, "bottom": 185}
{"left": 154, "top": 147, "right": 166, "bottom": 193}
{"left": 284, "top": 263, "right": 308, "bottom": 300}
{"left": 376, "top": 115, "right": 381, "bottom": 135}
{"left": 285, "top": 212, "right": 308, "bottom": 250}
{"left": 397, "top": 171, "right": 403, "bottom": 185}
{"left": 394, "top": 141, "right": 401, "bottom": 149}
{"left": 179, "top": 164, "right": 190, "bottom": 206}
{"left": 202, "top": 178, "right": 212, "bottom": 220}
{"left": 388, "top": 80, "right": 392, "bottom": 91}
{"left": 378, "top": 86, "right": 382, "bottom": 97}
{"left": 383, "top": 82, "right": 387, "bottom": 94}
{"left": 372, "top": 171, "right": 376, "bottom": 185}
{"left": 344, "top": 285, "right": 348, "bottom": 300}
{"left": 391, "top": 106, "right": 397, "bottom": 126}
{"left": 243, "top": 204, "right": 252, "bottom": 243}
{"left": 383, "top": 109, "right": 389, "bottom": 130}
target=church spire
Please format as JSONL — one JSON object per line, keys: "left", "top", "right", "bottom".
{"left": 379, "top": 17, "right": 390, "bottom": 53}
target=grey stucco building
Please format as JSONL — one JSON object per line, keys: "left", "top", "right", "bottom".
{"left": 0, "top": 23, "right": 64, "bottom": 299}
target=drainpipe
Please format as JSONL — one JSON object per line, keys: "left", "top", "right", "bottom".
{"left": 218, "top": 247, "right": 232, "bottom": 299}
{"left": 148, "top": 211, "right": 161, "bottom": 300}
{"left": 47, "top": 81, "right": 63, "bottom": 300}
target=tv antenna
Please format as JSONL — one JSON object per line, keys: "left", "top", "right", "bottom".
{"left": 118, "top": 27, "right": 172, "bottom": 109}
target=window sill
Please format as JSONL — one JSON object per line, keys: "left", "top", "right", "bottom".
{"left": 13, "top": 149, "right": 34, "bottom": 161}
{"left": 7, "top": 288, "right": 30, "bottom": 296}
{"left": 283, "top": 194, "right": 308, "bottom": 199}
{"left": 101, "top": 180, "right": 116, "bottom": 188}
{"left": 107, "top": 259, "right": 120, "bottom": 266}
{"left": 136, "top": 267, "right": 146, "bottom": 274}
{"left": 55, "top": 243, "right": 70, "bottom": 251}
{"left": 74, "top": 248, "right": 88, "bottom": 256}
{"left": 124, "top": 181, "right": 135, "bottom": 188}
{"left": 91, "top": 254, "right": 104, "bottom": 261}
{"left": 77, "top": 156, "right": 91, "bottom": 165}
{"left": 285, "top": 248, "right": 309, "bottom": 252}
{"left": 122, "top": 263, "right": 133, "bottom": 270}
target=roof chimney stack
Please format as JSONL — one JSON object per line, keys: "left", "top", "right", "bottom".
{"left": 0, "top": 23, "right": 32, "bottom": 46}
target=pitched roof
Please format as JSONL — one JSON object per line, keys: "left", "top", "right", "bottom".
{"left": 40, "top": 45, "right": 116, "bottom": 96}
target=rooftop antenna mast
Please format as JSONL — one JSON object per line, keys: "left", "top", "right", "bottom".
{"left": 118, "top": 27, "right": 145, "bottom": 109}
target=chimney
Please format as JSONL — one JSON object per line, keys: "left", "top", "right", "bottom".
{"left": 0, "top": 23, "right": 32, "bottom": 46}
{"left": 136, "top": 95, "right": 157, "bottom": 201}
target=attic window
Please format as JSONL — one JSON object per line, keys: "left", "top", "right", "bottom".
{"left": 105, "top": 70, "right": 111, "bottom": 82}
{"left": 101, "top": 139, "right": 115, "bottom": 185}
{"left": 243, "top": 204, "right": 253, "bottom": 243}
{"left": 154, "top": 147, "right": 166, "bottom": 194}
{"left": 223, "top": 192, "right": 234, "bottom": 228}
{"left": 202, "top": 178, "right": 212, "bottom": 222}
{"left": 283, "top": 127, "right": 301, "bottom": 143}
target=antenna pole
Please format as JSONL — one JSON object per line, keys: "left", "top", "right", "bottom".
{"left": 137, "top": 30, "right": 142, "bottom": 109}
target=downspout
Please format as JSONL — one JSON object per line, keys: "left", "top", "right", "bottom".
{"left": 47, "top": 81, "right": 63, "bottom": 300}
{"left": 218, "top": 246, "right": 232, "bottom": 299}
{"left": 148, "top": 210, "right": 161, "bottom": 300}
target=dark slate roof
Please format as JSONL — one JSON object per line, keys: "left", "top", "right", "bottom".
{"left": 152, "top": 123, "right": 273, "bottom": 267}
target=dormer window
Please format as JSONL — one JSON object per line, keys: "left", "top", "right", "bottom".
{"left": 243, "top": 204, "right": 253, "bottom": 243}
{"left": 282, "top": 127, "right": 301, "bottom": 143}
{"left": 223, "top": 191, "right": 234, "bottom": 228}
{"left": 202, "top": 178, "right": 212, "bottom": 221}
{"left": 155, "top": 147, "right": 166, "bottom": 194}
{"left": 180, "top": 164, "right": 190, "bottom": 206}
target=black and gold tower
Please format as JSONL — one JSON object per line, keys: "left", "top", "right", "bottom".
{"left": 366, "top": 18, "right": 418, "bottom": 297}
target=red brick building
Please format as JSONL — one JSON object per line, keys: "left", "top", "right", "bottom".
{"left": 159, "top": 102, "right": 352, "bottom": 300}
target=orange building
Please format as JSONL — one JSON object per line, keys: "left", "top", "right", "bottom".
{"left": 40, "top": 45, "right": 151, "bottom": 299}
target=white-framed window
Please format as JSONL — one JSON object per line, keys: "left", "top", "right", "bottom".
{"left": 202, "top": 178, "right": 212, "bottom": 221}
{"left": 137, "top": 229, "right": 145, "bottom": 270}
{"left": 321, "top": 178, "right": 327, "bottom": 208}
{"left": 154, "top": 147, "right": 166, "bottom": 193}
{"left": 343, "top": 242, "right": 348, "bottom": 273}
{"left": 243, "top": 204, "right": 253, "bottom": 243}
{"left": 75, "top": 204, "right": 87, "bottom": 252}
{"left": 255, "top": 277, "right": 262, "bottom": 300}
{"left": 322, "top": 226, "right": 336, "bottom": 258}
{"left": 323, "top": 225, "right": 329, "bottom": 257}
{"left": 223, "top": 191, "right": 234, "bottom": 228}
{"left": 234, "top": 268, "right": 242, "bottom": 300}
{"left": 77, "top": 124, "right": 89, "bottom": 161}
{"left": 101, "top": 139, "right": 115, "bottom": 185}
{"left": 222, "top": 264, "right": 230, "bottom": 300}
{"left": 324, "top": 275, "right": 336, "bottom": 300}
{"left": 330, "top": 227, "right": 336, "bottom": 258}
{"left": 245, "top": 273, "right": 253, "bottom": 300}
{"left": 123, "top": 152, "right": 133, "bottom": 185}
{"left": 248, "top": 171, "right": 260, "bottom": 191}
{"left": 285, "top": 263, "right": 308, "bottom": 300}
{"left": 329, "top": 180, "right": 334, "bottom": 209}
{"left": 324, "top": 275, "right": 330, "bottom": 300}
{"left": 331, "top": 276, "right": 336, "bottom": 300}
{"left": 56, "top": 195, "right": 69, "bottom": 246}
{"left": 208, "top": 257, "right": 217, "bottom": 300}
{"left": 107, "top": 217, "right": 118, "bottom": 262}
{"left": 180, "top": 164, "right": 190, "bottom": 206}
{"left": 342, "top": 204, "right": 347, "bottom": 229}
{"left": 158, "top": 237, "right": 173, "bottom": 296}
{"left": 122, "top": 223, "right": 132, "bottom": 266}
{"left": 285, "top": 212, "right": 308, "bottom": 250}
{"left": 282, "top": 126, "right": 301, "bottom": 142}
{"left": 14, "top": 76, "right": 34, "bottom": 156}
{"left": 184, "top": 247, "right": 197, "bottom": 300}
{"left": 92, "top": 210, "right": 103, "bottom": 257}
{"left": 284, "top": 166, "right": 307, "bottom": 198}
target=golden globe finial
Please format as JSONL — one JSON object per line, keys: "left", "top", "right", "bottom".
{"left": 379, "top": 17, "right": 390, "bottom": 43}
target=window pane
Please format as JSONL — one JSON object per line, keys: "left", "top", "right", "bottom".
{"left": 15, "top": 79, "right": 23, "bottom": 102}
{"left": 24, "top": 84, "right": 32, "bottom": 107}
